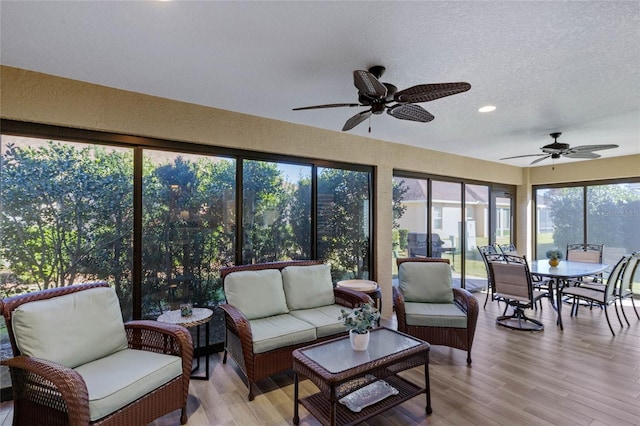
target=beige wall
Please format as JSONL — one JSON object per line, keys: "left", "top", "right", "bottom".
{"left": 2, "top": 66, "right": 638, "bottom": 316}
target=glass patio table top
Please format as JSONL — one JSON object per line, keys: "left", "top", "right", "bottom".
{"left": 529, "top": 259, "right": 609, "bottom": 278}
{"left": 529, "top": 259, "right": 609, "bottom": 330}
{"left": 299, "top": 327, "right": 423, "bottom": 374}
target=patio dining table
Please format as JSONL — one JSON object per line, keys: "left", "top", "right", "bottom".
{"left": 530, "top": 260, "right": 609, "bottom": 330}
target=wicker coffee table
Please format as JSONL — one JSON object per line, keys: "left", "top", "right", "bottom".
{"left": 292, "top": 327, "right": 431, "bottom": 426}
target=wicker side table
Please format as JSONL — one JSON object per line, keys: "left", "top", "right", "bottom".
{"left": 157, "top": 307, "right": 213, "bottom": 380}
{"left": 337, "top": 280, "right": 382, "bottom": 325}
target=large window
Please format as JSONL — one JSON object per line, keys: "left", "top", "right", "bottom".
{"left": 242, "top": 160, "right": 312, "bottom": 263}
{"left": 392, "top": 173, "right": 505, "bottom": 291}
{"left": 0, "top": 122, "right": 374, "bottom": 396}
{"left": 534, "top": 180, "right": 640, "bottom": 268}
{"left": 141, "top": 151, "right": 236, "bottom": 319}
{"left": 0, "top": 138, "right": 134, "bottom": 313}
{"left": 317, "top": 167, "right": 372, "bottom": 281}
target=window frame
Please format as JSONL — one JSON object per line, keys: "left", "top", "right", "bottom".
{"left": 1, "top": 118, "right": 375, "bottom": 298}
{"left": 533, "top": 177, "right": 640, "bottom": 259}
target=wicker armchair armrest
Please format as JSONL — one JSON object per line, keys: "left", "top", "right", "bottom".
{"left": 2, "top": 355, "right": 90, "bottom": 426}
{"left": 219, "top": 303, "right": 256, "bottom": 371}
{"left": 333, "top": 287, "right": 373, "bottom": 307}
{"left": 125, "top": 320, "right": 193, "bottom": 356}
{"left": 453, "top": 288, "right": 479, "bottom": 325}
{"left": 392, "top": 287, "right": 408, "bottom": 332}
{"left": 219, "top": 303, "right": 253, "bottom": 339}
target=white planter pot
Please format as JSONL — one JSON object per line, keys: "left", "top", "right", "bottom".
{"left": 349, "top": 330, "right": 370, "bottom": 351}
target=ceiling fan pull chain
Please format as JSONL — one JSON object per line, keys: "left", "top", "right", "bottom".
{"left": 368, "top": 116, "right": 371, "bottom": 133}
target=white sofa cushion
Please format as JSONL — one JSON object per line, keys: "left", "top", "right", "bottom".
{"left": 289, "top": 304, "right": 348, "bottom": 338}
{"left": 282, "top": 264, "right": 335, "bottom": 310}
{"left": 11, "top": 286, "right": 128, "bottom": 368}
{"left": 249, "top": 314, "right": 317, "bottom": 354}
{"left": 399, "top": 262, "right": 454, "bottom": 303}
{"left": 224, "top": 269, "right": 289, "bottom": 320}
{"left": 74, "top": 348, "right": 182, "bottom": 421}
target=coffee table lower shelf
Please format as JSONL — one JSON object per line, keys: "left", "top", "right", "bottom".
{"left": 299, "top": 375, "right": 426, "bottom": 426}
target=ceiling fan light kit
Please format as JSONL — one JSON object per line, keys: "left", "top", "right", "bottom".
{"left": 499, "top": 132, "right": 619, "bottom": 165}
{"left": 293, "top": 65, "right": 471, "bottom": 132}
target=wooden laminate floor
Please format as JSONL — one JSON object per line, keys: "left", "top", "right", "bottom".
{"left": 2, "top": 292, "right": 639, "bottom": 425}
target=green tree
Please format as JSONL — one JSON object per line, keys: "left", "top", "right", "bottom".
{"left": 1, "top": 142, "right": 133, "bottom": 293}
{"left": 288, "top": 176, "right": 311, "bottom": 259}
{"left": 548, "top": 184, "right": 640, "bottom": 251}
{"left": 317, "top": 168, "right": 370, "bottom": 280}
{"left": 242, "top": 160, "right": 297, "bottom": 263}
{"left": 141, "top": 156, "right": 235, "bottom": 314}
{"left": 392, "top": 178, "right": 409, "bottom": 229}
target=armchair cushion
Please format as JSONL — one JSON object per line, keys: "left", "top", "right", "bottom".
{"left": 398, "top": 262, "right": 454, "bottom": 303}
{"left": 224, "top": 269, "right": 289, "bottom": 320}
{"left": 11, "top": 287, "right": 128, "bottom": 368}
{"left": 75, "top": 348, "right": 182, "bottom": 421}
{"left": 249, "top": 314, "right": 317, "bottom": 354}
{"left": 404, "top": 302, "right": 468, "bottom": 328}
{"left": 282, "top": 263, "right": 335, "bottom": 310}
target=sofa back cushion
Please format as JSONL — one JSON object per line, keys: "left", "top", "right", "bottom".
{"left": 224, "top": 269, "right": 289, "bottom": 320}
{"left": 282, "top": 263, "right": 335, "bottom": 310}
{"left": 11, "top": 286, "right": 128, "bottom": 368}
{"left": 398, "top": 261, "right": 454, "bottom": 303}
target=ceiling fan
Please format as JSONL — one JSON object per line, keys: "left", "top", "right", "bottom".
{"left": 500, "top": 132, "right": 619, "bottom": 165}
{"left": 292, "top": 65, "right": 471, "bottom": 132}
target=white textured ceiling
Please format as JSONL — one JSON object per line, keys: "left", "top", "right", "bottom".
{"left": 1, "top": 1, "right": 639, "bottom": 167}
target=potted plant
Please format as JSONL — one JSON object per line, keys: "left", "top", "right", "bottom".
{"left": 546, "top": 249, "right": 563, "bottom": 267}
{"left": 339, "top": 303, "right": 380, "bottom": 351}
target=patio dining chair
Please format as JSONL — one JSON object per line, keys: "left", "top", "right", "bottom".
{"left": 497, "top": 243, "right": 550, "bottom": 299}
{"left": 497, "top": 243, "right": 519, "bottom": 256}
{"left": 617, "top": 251, "right": 640, "bottom": 325}
{"left": 487, "top": 255, "right": 546, "bottom": 331}
{"left": 561, "top": 254, "right": 629, "bottom": 336}
{"left": 477, "top": 245, "right": 502, "bottom": 308}
{"left": 566, "top": 243, "right": 605, "bottom": 288}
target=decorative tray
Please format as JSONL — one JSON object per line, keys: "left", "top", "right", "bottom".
{"left": 338, "top": 380, "right": 399, "bottom": 412}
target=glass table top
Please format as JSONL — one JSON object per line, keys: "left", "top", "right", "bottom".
{"left": 530, "top": 260, "right": 609, "bottom": 278}
{"left": 300, "top": 328, "right": 423, "bottom": 374}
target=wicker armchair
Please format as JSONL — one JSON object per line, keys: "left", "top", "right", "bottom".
{"left": 393, "top": 258, "right": 479, "bottom": 365}
{"left": 1, "top": 282, "right": 193, "bottom": 426}
{"left": 219, "top": 260, "right": 373, "bottom": 400}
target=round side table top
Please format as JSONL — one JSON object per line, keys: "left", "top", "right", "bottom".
{"left": 157, "top": 307, "right": 213, "bottom": 328}
{"left": 336, "top": 279, "right": 378, "bottom": 292}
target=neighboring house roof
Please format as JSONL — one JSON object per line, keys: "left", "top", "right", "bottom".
{"left": 398, "top": 178, "right": 488, "bottom": 204}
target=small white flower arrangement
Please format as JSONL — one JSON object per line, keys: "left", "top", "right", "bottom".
{"left": 339, "top": 303, "right": 380, "bottom": 334}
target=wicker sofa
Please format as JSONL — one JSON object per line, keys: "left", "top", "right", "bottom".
{"left": 219, "top": 260, "right": 372, "bottom": 400}
{"left": 0, "top": 282, "right": 193, "bottom": 426}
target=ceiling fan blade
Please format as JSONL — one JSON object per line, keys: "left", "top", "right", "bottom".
{"left": 394, "top": 82, "right": 471, "bottom": 103}
{"left": 387, "top": 104, "right": 434, "bottom": 122}
{"left": 564, "top": 152, "right": 601, "bottom": 159}
{"left": 292, "top": 103, "right": 361, "bottom": 111}
{"left": 353, "top": 70, "right": 388, "bottom": 98}
{"left": 342, "top": 110, "right": 372, "bottom": 131}
{"left": 530, "top": 155, "right": 552, "bottom": 165}
{"left": 567, "top": 144, "right": 619, "bottom": 153}
{"left": 499, "top": 153, "right": 547, "bottom": 160}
